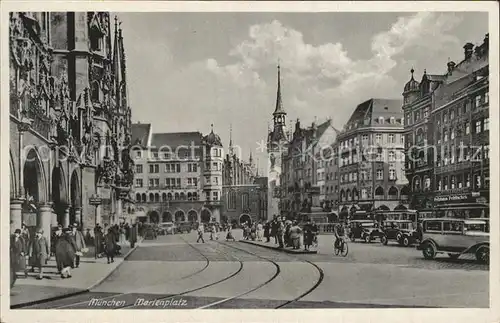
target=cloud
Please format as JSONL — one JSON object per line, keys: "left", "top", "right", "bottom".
{"left": 132, "top": 12, "right": 465, "bottom": 171}
{"left": 200, "top": 12, "right": 463, "bottom": 129}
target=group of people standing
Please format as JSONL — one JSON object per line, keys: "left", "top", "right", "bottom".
{"left": 93, "top": 222, "right": 138, "bottom": 263}
{"left": 10, "top": 222, "right": 88, "bottom": 284}
{"left": 261, "top": 217, "right": 319, "bottom": 251}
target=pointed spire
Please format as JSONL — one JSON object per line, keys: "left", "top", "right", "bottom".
{"left": 249, "top": 151, "right": 253, "bottom": 164}
{"left": 211, "top": 123, "right": 214, "bottom": 132}
{"left": 112, "top": 15, "right": 121, "bottom": 102}
{"left": 229, "top": 124, "right": 234, "bottom": 156}
{"left": 273, "top": 63, "right": 285, "bottom": 115}
{"left": 410, "top": 67, "right": 415, "bottom": 79}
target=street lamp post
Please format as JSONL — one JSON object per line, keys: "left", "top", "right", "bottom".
{"left": 89, "top": 194, "right": 102, "bottom": 259}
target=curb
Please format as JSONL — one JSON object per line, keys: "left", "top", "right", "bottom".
{"left": 239, "top": 240, "right": 318, "bottom": 254}
{"left": 10, "top": 238, "right": 144, "bottom": 309}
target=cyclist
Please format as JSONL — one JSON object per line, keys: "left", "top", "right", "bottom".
{"left": 334, "top": 222, "right": 346, "bottom": 251}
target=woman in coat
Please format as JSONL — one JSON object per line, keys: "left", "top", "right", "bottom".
{"left": 55, "top": 228, "right": 77, "bottom": 278}
{"left": 290, "top": 221, "right": 303, "bottom": 250}
{"left": 104, "top": 228, "right": 117, "bottom": 264}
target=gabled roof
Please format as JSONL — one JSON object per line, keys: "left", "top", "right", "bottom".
{"left": 131, "top": 123, "right": 151, "bottom": 147}
{"left": 151, "top": 132, "right": 203, "bottom": 150}
{"left": 346, "top": 98, "right": 403, "bottom": 128}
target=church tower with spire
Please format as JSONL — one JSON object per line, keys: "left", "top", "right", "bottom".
{"left": 266, "top": 64, "right": 288, "bottom": 220}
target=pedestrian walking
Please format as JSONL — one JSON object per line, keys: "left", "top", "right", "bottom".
{"left": 210, "top": 224, "right": 217, "bottom": 240}
{"left": 55, "top": 228, "right": 77, "bottom": 278}
{"left": 264, "top": 221, "right": 270, "bottom": 242}
{"left": 277, "top": 220, "right": 284, "bottom": 248}
{"left": 271, "top": 218, "right": 278, "bottom": 244}
{"left": 28, "top": 228, "right": 50, "bottom": 280}
{"left": 284, "top": 222, "right": 292, "bottom": 247}
{"left": 130, "top": 223, "right": 138, "bottom": 248}
{"left": 290, "top": 221, "right": 303, "bottom": 250}
{"left": 197, "top": 223, "right": 205, "bottom": 243}
{"left": 70, "top": 223, "right": 86, "bottom": 268}
{"left": 119, "top": 224, "right": 127, "bottom": 245}
{"left": 11, "top": 229, "right": 26, "bottom": 279}
{"left": 104, "top": 228, "right": 117, "bottom": 264}
{"left": 303, "top": 220, "right": 313, "bottom": 251}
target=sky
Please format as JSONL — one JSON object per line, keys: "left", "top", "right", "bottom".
{"left": 115, "top": 11, "right": 488, "bottom": 173}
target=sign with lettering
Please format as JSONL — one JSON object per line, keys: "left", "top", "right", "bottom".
{"left": 89, "top": 196, "right": 102, "bottom": 206}
{"left": 433, "top": 192, "right": 486, "bottom": 203}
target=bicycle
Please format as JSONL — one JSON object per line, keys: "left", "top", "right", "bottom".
{"left": 334, "top": 237, "right": 349, "bottom": 257}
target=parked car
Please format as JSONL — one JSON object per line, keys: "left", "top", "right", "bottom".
{"left": 380, "top": 220, "right": 420, "bottom": 247}
{"left": 176, "top": 222, "right": 192, "bottom": 234}
{"left": 417, "top": 218, "right": 489, "bottom": 263}
{"left": 348, "top": 220, "right": 383, "bottom": 243}
{"left": 159, "top": 222, "right": 176, "bottom": 235}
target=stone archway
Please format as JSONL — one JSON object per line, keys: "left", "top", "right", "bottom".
{"left": 162, "top": 211, "right": 172, "bottom": 222}
{"left": 70, "top": 169, "right": 82, "bottom": 226}
{"left": 187, "top": 210, "right": 198, "bottom": 223}
{"left": 175, "top": 210, "right": 185, "bottom": 222}
{"left": 22, "top": 148, "right": 49, "bottom": 240}
{"left": 23, "top": 148, "right": 47, "bottom": 205}
{"left": 149, "top": 211, "right": 160, "bottom": 223}
{"left": 239, "top": 214, "right": 252, "bottom": 226}
{"left": 52, "top": 165, "right": 68, "bottom": 227}
{"left": 201, "top": 209, "right": 211, "bottom": 223}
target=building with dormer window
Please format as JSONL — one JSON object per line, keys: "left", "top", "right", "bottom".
{"left": 403, "top": 34, "right": 489, "bottom": 219}
{"left": 336, "top": 98, "right": 409, "bottom": 220}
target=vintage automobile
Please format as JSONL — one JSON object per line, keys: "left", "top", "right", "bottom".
{"left": 159, "top": 222, "right": 176, "bottom": 235}
{"left": 380, "top": 220, "right": 420, "bottom": 247}
{"left": 348, "top": 220, "right": 383, "bottom": 243}
{"left": 417, "top": 218, "right": 489, "bottom": 264}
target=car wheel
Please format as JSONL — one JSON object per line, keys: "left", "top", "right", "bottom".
{"left": 364, "top": 234, "right": 371, "bottom": 243}
{"left": 380, "top": 235, "right": 388, "bottom": 245}
{"left": 448, "top": 253, "right": 460, "bottom": 260}
{"left": 422, "top": 242, "right": 436, "bottom": 260}
{"left": 475, "top": 246, "right": 489, "bottom": 264}
{"left": 396, "top": 233, "right": 403, "bottom": 245}
{"left": 402, "top": 236, "right": 410, "bottom": 247}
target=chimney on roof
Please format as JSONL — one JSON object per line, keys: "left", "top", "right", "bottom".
{"left": 464, "top": 43, "right": 474, "bottom": 60}
{"left": 447, "top": 61, "right": 456, "bottom": 75}
{"left": 483, "top": 33, "right": 489, "bottom": 51}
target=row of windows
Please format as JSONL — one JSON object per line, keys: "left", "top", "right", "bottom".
{"left": 340, "top": 169, "right": 398, "bottom": 183}
{"left": 344, "top": 117, "right": 404, "bottom": 130}
{"left": 340, "top": 150, "right": 405, "bottom": 167}
{"left": 436, "top": 118, "right": 489, "bottom": 144}
{"left": 406, "top": 92, "right": 489, "bottom": 126}
{"left": 137, "top": 163, "right": 200, "bottom": 174}
{"left": 135, "top": 177, "right": 199, "bottom": 188}
{"left": 338, "top": 186, "right": 408, "bottom": 202}
{"left": 339, "top": 134, "right": 404, "bottom": 149}
{"left": 205, "top": 176, "right": 220, "bottom": 185}
{"left": 412, "top": 172, "right": 489, "bottom": 192}
{"left": 135, "top": 191, "right": 199, "bottom": 202}
{"left": 226, "top": 192, "right": 250, "bottom": 210}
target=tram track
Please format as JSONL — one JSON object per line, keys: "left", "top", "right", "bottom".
{"left": 18, "top": 235, "right": 324, "bottom": 309}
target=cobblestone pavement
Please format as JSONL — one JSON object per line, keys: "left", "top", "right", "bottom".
{"left": 22, "top": 230, "right": 488, "bottom": 309}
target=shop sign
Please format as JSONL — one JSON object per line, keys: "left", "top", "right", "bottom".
{"left": 433, "top": 192, "right": 484, "bottom": 203}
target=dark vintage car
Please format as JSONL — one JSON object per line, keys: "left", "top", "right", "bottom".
{"left": 380, "top": 220, "right": 420, "bottom": 247}
{"left": 348, "top": 220, "right": 383, "bottom": 243}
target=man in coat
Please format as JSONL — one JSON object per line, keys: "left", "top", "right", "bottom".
{"left": 28, "top": 228, "right": 50, "bottom": 280}
{"left": 70, "top": 223, "right": 86, "bottom": 268}
{"left": 129, "top": 223, "right": 138, "bottom": 248}
{"left": 290, "top": 221, "right": 303, "bottom": 250}
{"left": 11, "top": 229, "right": 26, "bottom": 280}
{"left": 104, "top": 228, "right": 117, "bottom": 264}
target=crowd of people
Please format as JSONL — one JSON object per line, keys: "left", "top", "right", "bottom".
{"left": 242, "top": 217, "right": 320, "bottom": 251}
{"left": 10, "top": 221, "right": 140, "bottom": 287}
